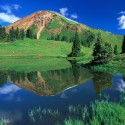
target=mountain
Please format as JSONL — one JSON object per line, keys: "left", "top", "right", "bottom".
{"left": 6, "top": 10, "right": 123, "bottom": 51}
{"left": 6, "top": 11, "right": 87, "bottom": 39}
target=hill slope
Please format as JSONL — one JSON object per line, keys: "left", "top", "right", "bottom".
{"left": 6, "top": 10, "right": 123, "bottom": 53}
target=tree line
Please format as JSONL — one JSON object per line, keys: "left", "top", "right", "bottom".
{"left": 0, "top": 24, "right": 38, "bottom": 42}
{"left": 47, "top": 30, "right": 95, "bottom": 48}
{"left": 68, "top": 32, "right": 125, "bottom": 65}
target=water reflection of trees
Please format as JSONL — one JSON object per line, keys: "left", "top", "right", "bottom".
{"left": 0, "top": 65, "right": 114, "bottom": 97}
{"left": 0, "top": 71, "right": 8, "bottom": 87}
{"left": 0, "top": 65, "right": 92, "bottom": 95}
{"left": 92, "top": 71, "right": 112, "bottom": 98}
{"left": 69, "top": 60, "right": 80, "bottom": 84}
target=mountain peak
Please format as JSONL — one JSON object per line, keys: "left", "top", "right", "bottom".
{"left": 6, "top": 10, "right": 54, "bottom": 39}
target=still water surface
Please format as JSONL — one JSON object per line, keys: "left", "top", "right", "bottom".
{"left": 0, "top": 61, "right": 124, "bottom": 125}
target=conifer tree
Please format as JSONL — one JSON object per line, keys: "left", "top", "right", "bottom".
{"left": 15, "top": 27, "right": 20, "bottom": 39}
{"left": 92, "top": 33, "right": 113, "bottom": 64}
{"left": 9, "top": 26, "right": 15, "bottom": 41}
{"left": 7, "top": 34, "right": 10, "bottom": 42}
{"left": 0, "top": 25, "right": 7, "bottom": 40}
{"left": 122, "top": 35, "right": 125, "bottom": 53}
{"left": 92, "top": 33, "right": 102, "bottom": 63}
{"left": 20, "top": 29, "right": 25, "bottom": 40}
{"left": 68, "top": 33, "right": 81, "bottom": 57}
{"left": 114, "top": 45, "right": 118, "bottom": 55}
{"left": 26, "top": 29, "right": 32, "bottom": 38}
{"left": 61, "top": 36, "right": 67, "bottom": 41}
{"left": 26, "top": 28, "right": 37, "bottom": 39}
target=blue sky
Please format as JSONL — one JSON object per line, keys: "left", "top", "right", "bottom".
{"left": 0, "top": 0, "right": 125, "bottom": 35}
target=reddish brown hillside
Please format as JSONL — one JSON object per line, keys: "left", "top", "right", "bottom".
{"left": 6, "top": 11, "right": 53, "bottom": 39}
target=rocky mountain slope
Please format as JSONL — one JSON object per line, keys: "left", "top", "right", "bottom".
{"left": 6, "top": 10, "right": 123, "bottom": 50}
{"left": 6, "top": 11, "right": 53, "bottom": 39}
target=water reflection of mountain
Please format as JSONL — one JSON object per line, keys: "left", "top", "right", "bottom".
{"left": 0, "top": 61, "right": 118, "bottom": 97}
{"left": 0, "top": 66, "right": 93, "bottom": 96}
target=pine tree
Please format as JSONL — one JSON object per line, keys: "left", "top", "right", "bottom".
{"left": 7, "top": 34, "right": 10, "bottom": 42}
{"left": 61, "top": 36, "right": 67, "bottom": 41}
{"left": 0, "top": 25, "right": 7, "bottom": 40}
{"left": 15, "top": 27, "right": 20, "bottom": 39}
{"left": 92, "top": 33, "right": 113, "bottom": 64}
{"left": 92, "top": 33, "right": 102, "bottom": 64}
{"left": 9, "top": 26, "right": 16, "bottom": 41}
{"left": 51, "top": 35, "right": 54, "bottom": 40}
{"left": 55, "top": 35, "right": 60, "bottom": 41}
{"left": 20, "top": 29, "right": 25, "bottom": 40}
{"left": 68, "top": 33, "right": 81, "bottom": 57}
{"left": 26, "top": 28, "right": 37, "bottom": 39}
{"left": 26, "top": 29, "right": 32, "bottom": 38}
{"left": 2, "top": 27, "right": 7, "bottom": 39}
{"left": 122, "top": 35, "right": 125, "bottom": 53}
{"left": 114, "top": 45, "right": 118, "bottom": 55}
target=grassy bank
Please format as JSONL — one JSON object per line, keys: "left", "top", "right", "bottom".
{"left": 0, "top": 57, "right": 72, "bottom": 72}
{"left": 90, "top": 54, "right": 125, "bottom": 75}
{"left": 61, "top": 99, "right": 125, "bottom": 125}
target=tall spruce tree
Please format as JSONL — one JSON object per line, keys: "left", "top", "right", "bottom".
{"left": 92, "top": 33, "right": 102, "bottom": 63}
{"left": 26, "top": 28, "right": 36, "bottom": 39}
{"left": 114, "top": 45, "right": 118, "bottom": 55}
{"left": 68, "top": 33, "right": 81, "bottom": 57}
{"left": 20, "top": 29, "right": 25, "bottom": 40}
{"left": 15, "top": 27, "right": 20, "bottom": 39}
{"left": 122, "top": 35, "right": 125, "bottom": 53}
{"left": 26, "top": 29, "right": 32, "bottom": 38}
{"left": 61, "top": 36, "right": 67, "bottom": 41}
{"left": 92, "top": 33, "right": 113, "bottom": 64}
{"left": 0, "top": 25, "right": 7, "bottom": 40}
{"left": 9, "top": 26, "right": 16, "bottom": 41}
{"left": 7, "top": 34, "right": 10, "bottom": 42}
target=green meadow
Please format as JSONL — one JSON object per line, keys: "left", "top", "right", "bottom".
{"left": 0, "top": 38, "right": 92, "bottom": 58}
{"left": 0, "top": 38, "right": 93, "bottom": 71}
{"left": 0, "top": 57, "right": 71, "bottom": 72}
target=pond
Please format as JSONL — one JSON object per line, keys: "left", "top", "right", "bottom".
{"left": 0, "top": 59, "right": 124, "bottom": 125}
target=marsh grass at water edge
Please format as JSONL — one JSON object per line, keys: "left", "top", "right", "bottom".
{"left": 28, "top": 92, "right": 125, "bottom": 125}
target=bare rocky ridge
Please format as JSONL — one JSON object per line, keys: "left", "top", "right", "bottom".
{"left": 6, "top": 11, "right": 53, "bottom": 39}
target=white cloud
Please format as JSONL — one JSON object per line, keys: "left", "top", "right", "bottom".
{"left": 59, "top": 8, "right": 68, "bottom": 17}
{"left": 0, "top": 4, "right": 21, "bottom": 23}
{"left": 0, "top": 83, "right": 21, "bottom": 94}
{"left": 0, "top": 13, "right": 20, "bottom": 23}
{"left": 117, "top": 11, "right": 125, "bottom": 29}
{"left": 112, "top": 79, "right": 125, "bottom": 92}
{"left": 0, "top": 4, "right": 21, "bottom": 14}
{"left": 112, "top": 75, "right": 125, "bottom": 92}
{"left": 71, "top": 14, "right": 78, "bottom": 19}
{"left": 59, "top": 7, "right": 78, "bottom": 21}
{"left": 118, "top": 15, "right": 125, "bottom": 29}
